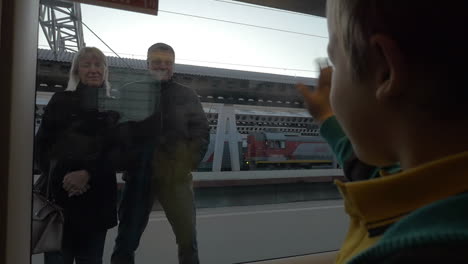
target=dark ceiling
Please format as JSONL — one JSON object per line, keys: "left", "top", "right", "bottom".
{"left": 234, "top": 0, "right": 326, "bottom": 17}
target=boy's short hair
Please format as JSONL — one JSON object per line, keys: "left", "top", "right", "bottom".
{"left": 147, "top": 43, "right": 175, "bottom": 59}
{"left": 328, "top": 0, "right": 468, "bottom": 114}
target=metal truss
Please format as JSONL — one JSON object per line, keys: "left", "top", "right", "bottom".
{"left": 206, "top": 112, "right": 319, "bottom": 135}
{"left": 39, "top": 0, "right": 85, "bottom": 54}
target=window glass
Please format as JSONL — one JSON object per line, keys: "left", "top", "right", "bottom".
{"left": 33, "top": 1, "right": 343, "bottom": 263}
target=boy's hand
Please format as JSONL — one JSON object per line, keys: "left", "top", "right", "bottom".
{"left": 296, "top": 66, "right": 334, "bottom": 124}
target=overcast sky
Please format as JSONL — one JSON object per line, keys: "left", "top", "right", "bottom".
{"left": 39, "top": 0, "right": 329, "bottom": 78}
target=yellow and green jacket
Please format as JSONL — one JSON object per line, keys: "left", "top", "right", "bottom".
{"left": 320, "top": 116, "right": 468, "bottom": 264}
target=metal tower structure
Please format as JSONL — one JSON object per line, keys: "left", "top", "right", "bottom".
{"left": 39, "top": 0, "right": 85, "bottom": 54}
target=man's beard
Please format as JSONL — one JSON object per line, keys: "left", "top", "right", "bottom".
{"left": 150, "top": 70, "right": 169, "bottom": 81}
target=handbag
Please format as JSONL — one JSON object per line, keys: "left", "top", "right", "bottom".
{"left": 31, "top": 160, "right": 64, "bottom": 254}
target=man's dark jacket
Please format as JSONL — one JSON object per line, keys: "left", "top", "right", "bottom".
{"left": 117, "top": 79, "right": 210, "bottom": 185}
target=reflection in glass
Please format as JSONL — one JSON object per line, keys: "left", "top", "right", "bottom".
{"left": 34, "top": 47, "right": 118, "bottom": 263}
{"left": 110, "top": 43, "right": 207, "bottom": 264}
{"left": 32, "top": 1, "right": 341, "bottom": 263}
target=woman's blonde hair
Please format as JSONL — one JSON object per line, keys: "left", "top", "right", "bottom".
{"left": 66, "top": 47, "right": 111, "bottom": 96}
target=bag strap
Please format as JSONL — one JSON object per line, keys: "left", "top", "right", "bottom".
{"left": 45, "top": 159, "right": 58, "bottom": 201}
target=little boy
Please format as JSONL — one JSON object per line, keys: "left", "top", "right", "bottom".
{"left": 298, "top": 0, "right": 468, "bottom": 263}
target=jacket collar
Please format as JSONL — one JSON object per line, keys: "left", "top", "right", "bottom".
{"left": 150, "top": 78, "right": 174, "bottom": 91}
{"left": 75, "top": 82, "right": 100, "bottom": 109}
{"left": 336, "top": 151, "right": 468, "bottom": 235}
{"left": 75, "top": 82, "right": 104, "bottom": 92}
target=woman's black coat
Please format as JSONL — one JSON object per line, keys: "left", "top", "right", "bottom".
{"left": 35, "top": 84, "right": 118, "bottom": 233}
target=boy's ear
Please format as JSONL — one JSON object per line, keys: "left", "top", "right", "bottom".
{"left": 370, "top": 34, "right": 407, "bottom": 102}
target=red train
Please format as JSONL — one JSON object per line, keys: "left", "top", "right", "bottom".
{"left": 198, "top": 132, "right": 334, "bottom": 171}
{"left": 245, "top": 132, "right": 334, "bottom": 170}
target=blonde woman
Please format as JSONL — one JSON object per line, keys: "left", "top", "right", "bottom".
{"left": 35, "top": 47, "right": 118, "bottom": 264}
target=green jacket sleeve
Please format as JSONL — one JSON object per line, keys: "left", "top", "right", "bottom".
{"left": 319, "top": 116, "right": 387, "bottom": 181}
{"left": 319, "top": 116, "right": 353, "bottom": 168}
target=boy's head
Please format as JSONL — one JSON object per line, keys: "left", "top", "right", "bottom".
{"left": 326, "top": 0, "right": 468, "bottom": 167}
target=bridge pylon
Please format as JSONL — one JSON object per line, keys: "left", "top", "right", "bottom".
{"left": 39, "top": 0, "right": 85, "bottom": 55}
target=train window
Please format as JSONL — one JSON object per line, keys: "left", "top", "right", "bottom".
{"left": 31, "top": 1, "right": 341, "bottom": 263}
{"left": 280, "top": 141, "right": 286, "bottom": 149}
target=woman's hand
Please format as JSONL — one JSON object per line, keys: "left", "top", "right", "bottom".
{"left": 62, "top": 170, "right": 91, "bottom": 197}
{"left": 296, "top": 66, "right": 334, "bottom": 124}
